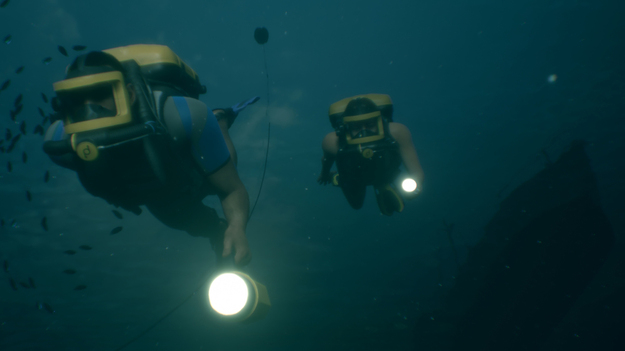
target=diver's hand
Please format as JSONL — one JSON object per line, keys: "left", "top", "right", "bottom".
{"left": 317, "top": 171, "right": 336, "bottom": 185}
{"left": 222, "top": 226, "right": 252, "bottom": 267}
{"left": 403, "top": 188, "right": 422, "bottom": 200}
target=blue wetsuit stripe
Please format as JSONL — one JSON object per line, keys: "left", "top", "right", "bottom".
{"left": 173, "top": 96, "right": 230, "bottom": 173}
{"left": 199, "top": 109, "right": 230, "bottom": 173}
{"left": 173, "top": 97, "right": 193, "bottom": 137}
{"left": 52, "top": 121, "right": 65, "bottom": 141}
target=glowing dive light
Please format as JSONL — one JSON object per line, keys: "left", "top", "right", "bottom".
{"left": 401, "top": 178, "right": 418, "bottom": 192}
{"left": 209, "top": 273, "right": 249, "bottom": 315}
{"left": 208, "top": 271, "right": 271, "bottom": 323}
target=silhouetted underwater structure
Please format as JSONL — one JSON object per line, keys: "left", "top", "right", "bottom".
{"left": 414, "top": 140, "right": 619, "bottom": 350}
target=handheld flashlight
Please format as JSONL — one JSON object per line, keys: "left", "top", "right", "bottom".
{"left": 401, "top": 178, "right": 418, "bottom": 192}
{"left": 208, "top": 271, "right": 271, "bottom": 323}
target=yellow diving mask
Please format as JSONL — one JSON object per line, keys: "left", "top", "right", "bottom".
{"left": 54, "top": 70, "right": 132, "bottom": 134}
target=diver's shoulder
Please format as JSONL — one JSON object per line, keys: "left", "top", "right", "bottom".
{"left": 321, "top": 131, "right": 339, "bottom": 153}
{"left": 323, "top": 131, "right": 338, "bottom": 138}
{"left": 162, "top": 96, "right": 210, "bottom": 133}
{"left": 163, "top": 96, "right": 207, "bottom": 114}
{"left": 43, "top": 120, "right": 66, "bottom": 142}
{"left": 323, "top": 131, "right": 338, "bottom": 143}
{"left": 389, "top": 122, "right": 411, "bottom": 139}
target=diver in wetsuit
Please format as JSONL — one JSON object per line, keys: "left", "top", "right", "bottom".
{"left": 43, "top": 47, "right": 257, "bottom": 266}
{"left": 317, "top": 95, "right": 424, "bottom": 215}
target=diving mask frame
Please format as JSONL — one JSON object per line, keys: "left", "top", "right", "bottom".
{"left": 53, "top": 71, "right": 133, "bottom": 134}
{"left": 343, "top": 111, "right": 385, "bottom": 145}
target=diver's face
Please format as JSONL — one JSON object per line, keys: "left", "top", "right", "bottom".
{"left": 79, "top": 85, "right": 116, "bottom": 111}
{"left": 65, "top": 84, "right": 117, "bottom": 123}
{"left": 85, "top": 90, "right": 115, "bottom": 111}
{"left": 347, "top": 118, "right": 379, "bottom": 138}
{"left": 64, "top": 83, "right": 135, "bottom": 123}
{"left": 60, "top": 84, "right": 118, "bottom": 123}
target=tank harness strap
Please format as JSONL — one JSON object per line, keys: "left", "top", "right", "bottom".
{"left": 153, "top": 91, "right": 165, "bottom": 122}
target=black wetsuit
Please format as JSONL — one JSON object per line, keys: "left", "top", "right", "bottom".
{"left": 44, "top": 95, "right": 231, "bottom": 241}
{"left": 335, "top": 136, "right": 402, "bottom": 209}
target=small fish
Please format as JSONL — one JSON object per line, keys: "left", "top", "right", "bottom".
{"left": 58, "top": 45, "right": 68, "bottom": 57}
{"left": 7, "top": 134, "right": 21, "bottom": 152}
{"left": 29, "top": 277, "right": 36, "bottom": 288}
{"left": 9, "top": 110, "right": 16, "bottom": 122}
{"left": 33, "top": 124, "right": 45, "bottom": 135}
{"left": 3, "top": 260, "right": 8, "bottom": 273}
{"left": 74, "top": 284, "right": 87, "bottom": 291}
{"left": 64, "top": 250, "right": 76, "bottom": 255}
{"left": 43, "top": 57, "right": 52, "bottom": 65}
{"left": 42, "top": 116, "right": 50, "bottom": 124}
{"left": 22, "top": 151, "right": 27, "bottom": 163}
{"left": 0, "top": 0, "right": 9, "bottom": 8}
{"left": 41, "top": 93, "right": 48, "bottom": 103}
{"left": 44, "top": 170, "right": 50, "bottom": 182}
{"left": 63, "top": 269, "right": 76, "bottom": 275}
{"left": 79, "top": 245, "right": 92, "bottom": 250}
{"left": 41, "top": 217, "right": 48, "bottom": 231}
{"left": 19, "top": 121, "right": 26, "bottom": 135}
{"left": 7, "top": 161, "right": 11, "bottom": 172}
{"left": 9, "top": 278, "right": 17, "bottom": 291}
{"left": 14, "top": 103, "right": 23, "bottom": 116}
{"left": 112, "top": 210, "right": 123, "bottom": 219}
{"left": 15, "top": 66, "right": 24, "bottom": 74}
{"left": 38, "top": 107, "right": 45, "bottom": 117}
{"left": 42, "top": 302, "right": 55, "bottom": 314}
{"left": 72, "top": 45, "right": 87, "bottom": 51}
{"left": 3, "top": 34, "right": 10, "bottom": 44}
{"left": 19, "top": 281, "right": 31, "bottom": 289}
{"left": 5, "top": 128, "right": 11, "bottom": 141}
{"left": 26, "top": 190, "right": 32, "bottom": 202}
{"left": 14, "top": 94, "right": 22, "bottom": 106}
{"left": 1, "top": 79, "right": 9, "bottom": 90}
{"left": 110, "top": 226, "right": 123, "bottom": 235}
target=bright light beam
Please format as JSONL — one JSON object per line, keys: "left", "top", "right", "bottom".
{"left": 209, "top": 273, "right": 249, "bottom": 316}
{"left": 401, "top": 178, "right": 417, "bottom": 192}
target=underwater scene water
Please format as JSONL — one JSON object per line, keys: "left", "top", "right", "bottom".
{"left": 1, "top": 0, "right": 624, "bottom": 350}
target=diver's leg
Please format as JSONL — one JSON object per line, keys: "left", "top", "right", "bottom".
{"left": 340, "top": 180, "right": 367, "bottom": 210}
{"left": 373, "top": 184, "right": 404, "bottom": 216}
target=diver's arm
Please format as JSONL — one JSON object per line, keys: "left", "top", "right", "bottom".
{"left": 207, "top": 160, "right": 251, "bottom": 267}
{"left": 318, "top": 132, "right": 338, "bottom": 185}
{"left": 163, "top": 96, "right": 251, "bottom": 266}
{"left": 390, "top": 123, "right": 424, "bottom": 189}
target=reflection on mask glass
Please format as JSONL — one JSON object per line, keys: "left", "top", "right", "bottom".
{"left": 60, "top": 84, "right": 114, "bottom": 108}
{"left": 69, "top": 104, "right": 116, "bottom": 123}
{"left": 347, "top": 119, "right": 379, "bottom": 138}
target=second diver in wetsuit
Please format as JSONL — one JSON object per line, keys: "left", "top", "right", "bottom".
{"left": 317, "top": 94, "right": 424, "bottom": 215}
